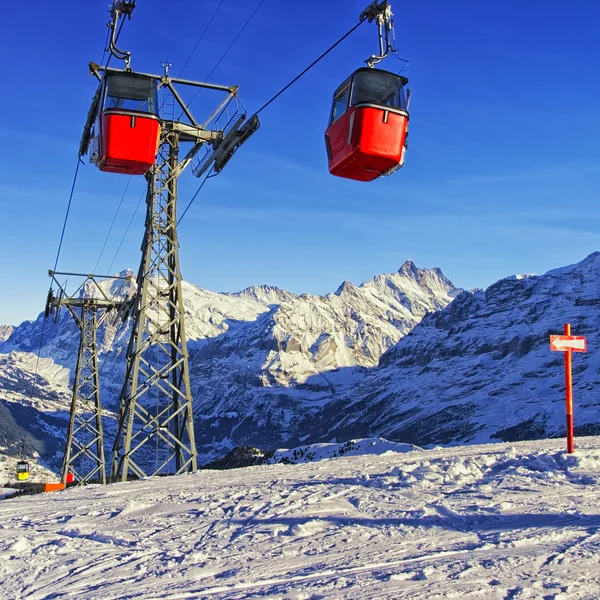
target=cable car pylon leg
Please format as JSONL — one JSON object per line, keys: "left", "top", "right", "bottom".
{"left": 111, "top": 128, "right": 198, "bottom": 482}
{"left": 61, "top": 307, "right": 107, "bottom": 485}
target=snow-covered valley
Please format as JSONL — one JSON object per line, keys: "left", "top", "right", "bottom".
{"left": 1, "top": 437, "right": 600, "bottom": 599}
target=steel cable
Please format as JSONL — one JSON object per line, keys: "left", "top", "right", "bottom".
{"left": 53, "top": 159, "right": 81, "bottom": 272}
{"left": 177, "top": 0, "right": 227, "bottom": 78}
{"left": 254, "top": 20, "right": 364, "bottom": 116}
{"left": 94, "top": 177, "right": 132, "bottom": 274}
{"left": 176, "top": 11, "right": 366, "bottom": 222}
{"left": 176, "top": 0, "right": 267, "bottom": 122}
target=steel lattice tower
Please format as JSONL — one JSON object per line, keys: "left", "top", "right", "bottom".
{"left": 79, "top": 58, "right": 258, "bottom": 482}
{"left": 111, "top": 126, "right": 197, "bottom": 481}
{"left": 73, "top": 2, "right": 258, "bottom": 484}
{"left": 63, "top": 307, "right": 106, "bottom": 484}
{"left": 46, "top": 272, "right": 130, "bottom": 485}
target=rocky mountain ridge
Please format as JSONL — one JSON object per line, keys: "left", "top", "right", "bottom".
{"left": 0, "top": 261, "right": 459, "bottom": 465}
{"left": 3, "top": 253, "right": 600, "bottom": 471}
{"left": 304, "top": 252, "right": 600, "bottom": 447}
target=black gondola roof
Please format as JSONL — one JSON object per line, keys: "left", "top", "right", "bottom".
{"left": 333, "top": 67, "right": 409, "bottom": 98}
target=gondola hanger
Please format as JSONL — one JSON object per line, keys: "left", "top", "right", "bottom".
{"left": 324, "top": 2, "right": 411, "bottom": 182}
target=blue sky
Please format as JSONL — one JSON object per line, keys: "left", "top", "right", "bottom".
{"left": 2, "top": 0, "right": 600, "bottom": 325}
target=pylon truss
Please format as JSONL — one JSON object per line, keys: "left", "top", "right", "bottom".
{"left": 107, "top": 65, "right": 258, "bottom": 482}
{"left": 46, "top": 271, "right": 132, "bottom": 485}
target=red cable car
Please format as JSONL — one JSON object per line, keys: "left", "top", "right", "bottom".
{"left": 89, "top": 72, "right": 161, "bottom": 175}
{"left": 325, "top": 67, "right": 409, "bottom": 182}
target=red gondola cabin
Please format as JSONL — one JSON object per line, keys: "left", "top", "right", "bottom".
{"left": 90, "top": 72, "right": 161, "bottom": 175}
{"left": 325, "top": 67, "right": 409, "bottom": 182}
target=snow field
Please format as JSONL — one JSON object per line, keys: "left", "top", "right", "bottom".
{"left": 1, "top": 437, "right": 600, "bottom": 599}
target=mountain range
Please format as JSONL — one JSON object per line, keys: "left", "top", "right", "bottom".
{"left": 1, "top": 253, "right": 599, "bottom": 473}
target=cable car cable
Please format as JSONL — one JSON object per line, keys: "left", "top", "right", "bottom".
{"left": 177, "top": 167, "right": 215, "bottom": 226}
{"left": 53, "top": 159, "right": 82, "bottom": 273}
{"left": 204, "top": 0, "right": 266, "bottom": 84}
{"left": 106, "top": 187, "right": 146, "bottom": 275}
{"left": 177, "top": 0, "right": 227, "bottom": 78}
{"left": 93, "top": 176, "right": 133, "bottom": 274}
{"left": 253, "top": 20, "right": 364, "bottom": 117}
{"left": 176, "top": 0, "right": 266, "bottom": 122}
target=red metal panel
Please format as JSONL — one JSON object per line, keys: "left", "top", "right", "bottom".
{"left": 326, "top": 106, "right": 408, "bottom": 182}
{"left": 44, "top": 483, "right": 66, "bottom": 493}
{"left": 99, "top": 112, "right": 161, "bottom": 175}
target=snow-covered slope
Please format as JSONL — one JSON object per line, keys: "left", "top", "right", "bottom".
{"left": 310, "top": 251, "right": 600, "bottom": 447}
{"left": 0, "top": 352, "right": 72, "bottom": 473}
{"left": 1, "top": 436, "right": 599, "bottom": 599}
{"left": 0, "top": 326, "right": 12, "bottom": 343}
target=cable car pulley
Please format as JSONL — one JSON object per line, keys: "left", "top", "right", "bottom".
{"left": 107, "top": 1, "right": 136, "bottom": 70}
{"left": 360, "top": 0, "right": 395, "bottom": 68}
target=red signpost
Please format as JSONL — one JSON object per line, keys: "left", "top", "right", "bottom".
{"left": 550, "top": 324, "right": 587, "bottom": 453}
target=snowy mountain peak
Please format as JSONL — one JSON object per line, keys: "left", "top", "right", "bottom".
{"left": 334, "top": 280, "right": 359, "bottom": 296}
{"left": 399, "top": 258, "right": 419, "bottom": 277}
{"left": 361, "top": 263, "right": 460, "bottom": 311}
{"left": 230, "top": 285, "right": 296, "bottom": 305}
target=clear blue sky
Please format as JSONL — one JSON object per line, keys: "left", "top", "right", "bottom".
{"left": 2, "top": 0, "right": 600, "bottom": 325}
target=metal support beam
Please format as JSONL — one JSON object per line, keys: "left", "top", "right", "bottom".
{"left": 111, "top": 128, "right": 197, "bottom": 482}
{"left": 92, "top": 64, "right": 238, "bottom": 94}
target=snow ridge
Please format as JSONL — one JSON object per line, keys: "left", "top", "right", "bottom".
{"left": 1, "top": 437, "right": 599, "bottom": 599}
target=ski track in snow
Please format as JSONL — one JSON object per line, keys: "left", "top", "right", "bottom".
{"left": 1, "top": 438, "right": 600, "bottom": 599}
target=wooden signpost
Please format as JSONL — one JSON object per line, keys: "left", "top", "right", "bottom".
{"left": 550, "top": 324, "right": 587, "bottom": 453}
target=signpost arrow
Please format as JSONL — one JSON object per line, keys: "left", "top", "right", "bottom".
{"left": 550, "top": 335, "right": 587, "bottom": 352}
